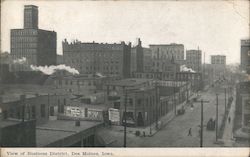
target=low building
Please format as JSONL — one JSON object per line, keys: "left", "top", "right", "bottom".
{"left": 36, "top": 120, "right": 102, "bottom": 147}
{"left": 0, "top": 119, "right": 36, "bottom": 147}
{"left": 0, "top": 94, "right": 69, "bottom": 125}
{"left": 45, "top": 72, "right": 120, "bottom": 94}
{"left": 106, "top": 78, "right": 157, "bottom": 127}
{"left": 234, "top": 81, "right": 250, "bottom": 144}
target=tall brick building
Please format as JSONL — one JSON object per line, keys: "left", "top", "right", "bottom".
{"left": 10, "top": 5, "right": 57, "bottom": 71}
{"left": 149, "top": 43, "right": 185, "bottom": 65}
{"left": 62, "top": 39, "right": 131, "bottom": 78}
{"left": 240, "top": 39, "right": 250, "bottom": 74}
{"left": 186, "top": 49, "right": 202, "bottom": 72}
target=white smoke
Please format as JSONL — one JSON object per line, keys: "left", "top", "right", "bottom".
{"left": 30, "top": 64, "right": 79, "bottom": 75}
{"left": 180, "top": 65, "right": 196, "bottom": 73}
{"left": 13, "top": 57, "right": 27, "bottom": 64}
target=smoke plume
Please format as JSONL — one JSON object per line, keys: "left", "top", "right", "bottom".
{"left": 30, "top": 64, "right": 80, "bottom": 75}
{"left": 180, "top": 65, "right": 196, "bottom": 73}
{"left": 13, "top": 57, "right": 27, "bottom": 64}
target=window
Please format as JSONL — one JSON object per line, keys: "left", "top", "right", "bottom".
{"left": 40, "top": 104, "right": 45, "bottom": 118}
{"left": 31, "top": 106, "right": 36, "bottom": 119}
{"left": 50, "top": 106, "right": 54, "bottom": 116}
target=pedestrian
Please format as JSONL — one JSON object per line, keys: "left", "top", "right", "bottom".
{"left": 188, "top": 128, "right": 192, "bottom": 136}
{"left": 228, "top": 116, "right": 231, "bottom": 123}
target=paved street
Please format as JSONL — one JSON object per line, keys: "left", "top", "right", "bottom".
{"left": 123, "top": 86, "right": 230, "bottom": 147}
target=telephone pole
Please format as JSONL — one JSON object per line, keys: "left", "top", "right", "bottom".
{"left": 194, "top": 99, "right": 209, "bottom": 147}
{"left": 200, "top": 99, "right": 203, "bottom": 147}
{"left": 224, "top": 88, "right": 227, "bottom": 113}
{"left": 123, "top": 87, "right": 127, "bottom": 147}
{"left": 216, "top": 93, "right": 219, "bottom": 142}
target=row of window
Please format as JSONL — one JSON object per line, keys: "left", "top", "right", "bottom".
{"left": 12, "top": 30, "right": 37, "bottom": 36}
{"left": 11, "top": 43, "right": 37, "bottom": 48}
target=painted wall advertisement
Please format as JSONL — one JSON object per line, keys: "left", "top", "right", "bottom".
{"left": 108, "top": 108, "right": 120, "bottom": 123}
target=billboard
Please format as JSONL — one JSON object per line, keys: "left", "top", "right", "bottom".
{"left": 108, "top": 108, "right": 120, "bottom": 123}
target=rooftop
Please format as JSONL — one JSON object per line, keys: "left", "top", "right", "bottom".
{"left": 107, "top": 78, "right": 153, "bottom": 87}
{"left": 36, "top": 120, "right": 102, "bottom": 146}
{"left": 0, "top": 119, "right": 20, "bottom": 128}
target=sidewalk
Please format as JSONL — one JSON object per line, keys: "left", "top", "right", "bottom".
{"left": 221, "top": 91, "right": 236, "bottom": 146}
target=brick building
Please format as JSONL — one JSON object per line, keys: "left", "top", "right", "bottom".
{"left": 234, "top": 81, "right": 250, "bottom": 143}
{"left": 210, "top": 55, "right": 227, "bottom": 81}
{"left": 10, "top": 5, "right": 57, "bottom": 71}
{"left": 62, "top": 39, "right": 131, "bottom": 78}
{"left": 106, "top": 78, "right": 158, "bottom": 127}
{"left": 186, "top": 49, "right": 202, "bottom": 72}
{"left": 149, "top": 43, "right": 185, "bottom": 65}
{"left": 240, "top": 39, "right": 250, "bottom": 74}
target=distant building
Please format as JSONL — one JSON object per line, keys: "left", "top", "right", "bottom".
{"left": 176, "top": 72, "right": 203, "bottom": 91}
{"left": 240, "top": 39, "right": 250, "bottom": 74}
{"left": 143, "top": 48, "right": 153, "bottom": 72}
{"left": 211, "top": 55, "right": 226, "bottom": 65}
{"left": 149, "top": 43, "right": 185, "bottom": 65}
{"left": 210, "top": 55, "right": 226, "bottom": 81}
{"left": 62, "top": 39, "right": 131, "bottom": 78}
{"left": 10, "top": 5, "right": 57, "bottom": 71}
{"left": 130, "top": 38, "right": 144, "bottom": 73}
{"left": 46, "top": 71, "right": 119, "bottom": 94}
{"left": 186, "top": 49, "right": 202, "bottom": 72}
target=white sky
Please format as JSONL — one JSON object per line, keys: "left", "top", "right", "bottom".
{"left": 1, "top": 0, "right": 249, "bottom": 64}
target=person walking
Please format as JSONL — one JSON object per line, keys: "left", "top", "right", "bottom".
{"left": 228, "top": 116, "right": 231, "bottom": 123}
{"left": 188, "top": 128, "right": 192, "bottom": 136}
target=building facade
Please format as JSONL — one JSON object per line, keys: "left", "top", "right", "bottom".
{"left": 211, "top": 55, "right": 226, "bottom": 65}
{"left": 240, "top": 39, "right": 250, "bottom": 74}
{"left": 149, "top": 43, "right": 184, "bottom": 65}
{"left": 62, "top": 39, "right": 131, "bottom": 78}
{"left": 234, "top": 81, "right": 250, "bottom": 143}
{"left": 186, "top": 49, "right": 202, "bottom": 72}
{"left": 210, "top": 55, "right": 227, "bottom": 81}
{"left": 10, "top": 5, "right": 57, "bottom": 72}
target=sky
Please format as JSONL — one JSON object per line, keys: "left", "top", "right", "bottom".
{"left": 1, "top": 0, "right": 249, "bottom": 64}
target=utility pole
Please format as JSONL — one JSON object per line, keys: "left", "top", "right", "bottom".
{"left": 200, "top": 99, "right": 203, "bottom": 147}
{"left": 155, "top": 81, "right": 159, "bottom": 129}
{"left": 216, "top": 94, "right": 219, "bottom": 142}
{"left": 123, "top": 87, "right": 127, "bottom": 147}
{"left": 224, "top": 88, "right": 227, "bottom": 113}
{"left": 194, "top": 99, "right": 209, "bottom": 147}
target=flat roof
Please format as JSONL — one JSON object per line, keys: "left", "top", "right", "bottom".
{"left": 107, "top": 78, "right": 153, "bottom": 87}
{"left": 36, "top": 120, "right": 102, "bottom": 146}
{"left": 0, "top": 119, "right": 20, "bottom": 128}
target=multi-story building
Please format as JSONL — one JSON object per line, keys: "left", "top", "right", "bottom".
{"left": 143, "top": 48, "right": 153, "bottom": 72}
{"left": 240, "top": 39, "right": 250, "bottom": 74}
{"left": 106, "top": 78, "right": 158, "bottom": 127}
{"left": 210, "top": 55, "right": 227, "bottom": 81}
{"left": 234, "top": 81, "right": 250, "bottom": 144}
{"left": 176, "top": 72, "right": 203, "bottom": 91}
{"left": 211, "top": 55, "right": 226, "bottom": 65}
{"left": 62, "top": 39, "right": 131, "bottom": 78}
{"left": 149, "top": 43, "right": 185, "bottom": 65}
{"left": 130, "top": 38, "right": 144, "bottom": 73}
{"left": 186, "top": 49, "right": 202, "bottom": 72}
{"left": 10, "top": 5, "right": 57, "bottom": 71}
